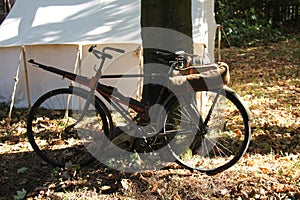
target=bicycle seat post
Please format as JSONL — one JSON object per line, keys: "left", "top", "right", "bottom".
{"left": 76, "top": 48, "right": 111, "bottom": 125}
{"left": 88, "top": 49, "right": 110, "bottom": 90}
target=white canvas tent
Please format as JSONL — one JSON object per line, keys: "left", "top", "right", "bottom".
{"left": 0, "top": 0, "right": 216, "bottom": 108}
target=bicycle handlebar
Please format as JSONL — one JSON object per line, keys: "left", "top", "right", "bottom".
{"left": 88, "top": 45, "right": 125, "bottom": 60}
{"left": 93, "top": 49, "right": 113, "bottom": 59}
{"left": 154, "top": 50, "right": 203, "bottom": 67}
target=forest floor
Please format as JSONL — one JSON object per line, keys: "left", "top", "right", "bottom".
{"left": 0, "top": 28, "right": 299, "bottom": 199}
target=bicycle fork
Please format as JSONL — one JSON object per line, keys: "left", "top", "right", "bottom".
{"left": 180, "top": 88, "right": 223, "bottom": 137}
{"left": 200, "top": 88, "right": 223, "bottom": 135}
{"left": 63, "top": 90, "right": 95, "bottom": 133}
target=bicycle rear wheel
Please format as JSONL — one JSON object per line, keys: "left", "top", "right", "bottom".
{"left": 27, "top": 88, "right": 110, "bottom": 168}
{"left": 164, "top": 88, "right": 251, "bottom": 175}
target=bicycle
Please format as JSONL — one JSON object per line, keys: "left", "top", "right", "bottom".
{"left": 27, "top": 46, "right": 251, "bottom": 175}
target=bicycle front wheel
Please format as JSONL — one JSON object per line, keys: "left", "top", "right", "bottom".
{"left": 164, "top": 88, "right": 251, "bottom": 175}
{"left": 27, "top": 88, "right": 110, "bottom": 167}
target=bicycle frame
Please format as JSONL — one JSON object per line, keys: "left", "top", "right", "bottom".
{"left": 28, "top": 46, "right": 232, "bottom": 136}
{"left": 28, "top": 59, "right": 172, "bottom": 128}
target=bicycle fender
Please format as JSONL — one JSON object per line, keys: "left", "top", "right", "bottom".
{"left": 223, "top": 86, "right": 252, "bottom": 120}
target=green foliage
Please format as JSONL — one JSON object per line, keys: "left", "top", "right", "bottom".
{"left": 215, "top": 0, "right": 287, "bottom": 46}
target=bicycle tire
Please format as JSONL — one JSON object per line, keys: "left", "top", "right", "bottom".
{"left": 27, "top": 87, "right": 111, "bottom": 168}
{"left": 163, "top": 87, "right": 251, "bottom": 175}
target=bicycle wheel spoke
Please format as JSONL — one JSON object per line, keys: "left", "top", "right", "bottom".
{"left": 163, "top": 89, "right": 250, "bottom": 174}
{"left": 27, "top": 88, "right": 110, "bottom": 167}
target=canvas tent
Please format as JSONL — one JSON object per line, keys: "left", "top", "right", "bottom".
{"left": 0, "top": 0, "right": 216, "bottom": 108}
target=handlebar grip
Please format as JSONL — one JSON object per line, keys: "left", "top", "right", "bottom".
{"left": 90, "top": 46, "right": 125, "bottom": 60}
{"left": 103, "top": 47, "right": 125, "bottom": 54}
{"left": 88, "top": 45, "right": 97, "bottom": 52}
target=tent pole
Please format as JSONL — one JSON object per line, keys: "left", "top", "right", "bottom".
{"left": 64, "top": 46, "right": 82, "bottom": 119}
{"left": 133, "top": 46, "right": 143, "bottom": 100}
{"left": 217, "top": 24, "right": 222, "bottom": 62}
{"left": 6, "top": 65, "right": 20, "bottom": 123}
{"left": 71, "top": 46, "right": 81, "bottom": 85}
{"left": 76, "top": 45, "right": 83, "bottom": 109}
{"left": 73, "top": 47, "right": 82, "bottom": 85}
{"left": 138, "top": 46, "right": 143, "bottom": 100}
{"left": 22, "top": 46, "right": 31, "bottom": 108}
{"left": 3, "top": 0, "right": 12, "bottom": 15}
{"left": 6, "top": 48, "right": 22, "bottom": 125}
{"left": 7, "top": 0, "right": 11, "bottom": 12}
{"left": 76, "top": 45, "right": 82, "bottom": 109}
{"left": 7, "top": 67, "right": 19, "bottom": 124}
{"left": 4, "top": 0, "right": 7, "bottom": 15}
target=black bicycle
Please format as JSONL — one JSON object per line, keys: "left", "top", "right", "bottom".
{"left": 27, "top": 46, "right": 251, "bottom": 175}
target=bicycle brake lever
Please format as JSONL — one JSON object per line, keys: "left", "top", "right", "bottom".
{"left": 88, "top": 45, "right": 97, "bottom": 53}
{"left": 93, "top": 49, "right": 113, "bottom": 59}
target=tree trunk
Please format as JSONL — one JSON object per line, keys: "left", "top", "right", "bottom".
{"left": 141, "top": 0, "right": 193, "bottom": 105}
